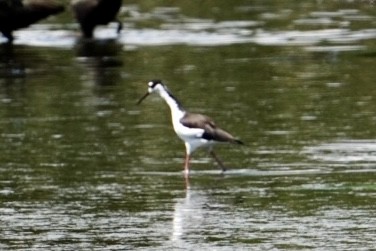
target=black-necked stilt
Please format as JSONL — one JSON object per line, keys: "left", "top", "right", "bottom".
{"left": 71, "top": 0, "right": 123, "bottom": 38}
{"left": 0, "top": 0, "right": 65, "bottom": 42}
{"left": 138, "top": 80, "right": 243, "bottom": 176}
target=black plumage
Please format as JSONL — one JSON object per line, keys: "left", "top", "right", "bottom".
{"left": 0, "top": 0, "right": 65, "bottom": 42}
{"left": 138, "top": 80, "right": 244, "bottom": 175}
{"left": 71, "top": 0, "right": 122, "bottom": 38}
{"left": 180, "top": 112, "right": 244, "bottom": 144}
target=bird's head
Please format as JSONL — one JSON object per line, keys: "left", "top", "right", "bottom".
{"left": 137, "top": 80, "right": 167, "bottom": 104}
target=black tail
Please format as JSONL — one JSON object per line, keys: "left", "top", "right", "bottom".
{"left": 233, "top": 139, "right": 244, "bottom": 145}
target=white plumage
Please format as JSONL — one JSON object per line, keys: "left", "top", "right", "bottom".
{"left": 138, "top": 80, "right": 243, "bottom": 176}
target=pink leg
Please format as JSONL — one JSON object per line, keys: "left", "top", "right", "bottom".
{"left": 209, "top": 150, "right": 226, "bottom": 172}
{"left": 184, "top": 154, "right": 190, "bottom": 176}
{"left": 184, "top": 173, "right": 190, "bottom": 190}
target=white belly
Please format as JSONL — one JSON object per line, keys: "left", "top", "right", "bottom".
{"left": 172, "top": 119, "right": 215, "bottom": 154}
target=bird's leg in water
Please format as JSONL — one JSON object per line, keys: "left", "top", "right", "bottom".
{"left": 116, "top": 19, "right": 123, "bottom": 34}
{"left": 209, "top": 150, "right": 226, "bottom": 173}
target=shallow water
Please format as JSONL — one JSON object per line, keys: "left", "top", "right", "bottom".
{"left": 0, "top": 1, "right": 376, "bottom": 250}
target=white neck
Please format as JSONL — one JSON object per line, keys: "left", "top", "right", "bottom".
{"left": 159, "top": 89, "right": 186, "bottom": 121}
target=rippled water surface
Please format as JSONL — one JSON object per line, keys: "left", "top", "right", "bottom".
{"left": 1, "top": 1, "right": 375, "bottom": 250}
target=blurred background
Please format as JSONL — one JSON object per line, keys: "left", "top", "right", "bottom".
{"left": 0, "top": 1, "right": 375, "bottom": 250}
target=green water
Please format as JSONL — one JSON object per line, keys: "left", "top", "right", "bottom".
{"left": 0, "top": 1, "right": 375, "bottom": 250}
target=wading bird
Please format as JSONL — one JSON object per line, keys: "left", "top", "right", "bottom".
{"left": 137, "top": 80, "right": 243, "bottom": 176}
{"left": 0, "top": 0, "right": 65, "bottom": 42}
{"left": 71, "top": 0, "right": 122, "bottom": 38}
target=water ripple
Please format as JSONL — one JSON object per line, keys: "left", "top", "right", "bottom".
{"left": 304, "top": 140, "right": 376, "bottom": 163}
{"left": 4, "top": 24, "right": 375, "bottom": 49}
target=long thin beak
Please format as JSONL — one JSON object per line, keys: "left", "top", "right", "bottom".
{"left": 137, "top": 92, "right": 150, "bottom": 105}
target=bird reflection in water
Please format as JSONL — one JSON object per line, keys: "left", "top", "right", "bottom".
{"left": 74, "top": 38, "right": 123, "bottom": 87}
{"left": 171, "top": 187, "right": 206, "bottom": 246}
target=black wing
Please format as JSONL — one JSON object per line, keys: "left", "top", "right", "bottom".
{"left": 180, "top": 112, "right": 243, "bottom": 144}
